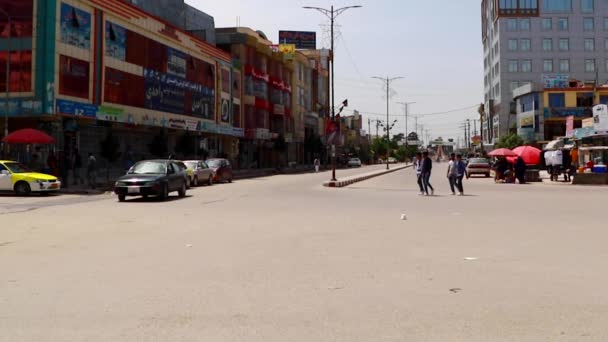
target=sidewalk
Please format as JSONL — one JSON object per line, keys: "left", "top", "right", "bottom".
{"left": 323, "top": 164, "right": 411, "bottom": 188}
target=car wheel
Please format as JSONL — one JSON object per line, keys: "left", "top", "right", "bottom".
{"left": 118, "top": 195, "right": 126, "bottom": 202}
{"left": 208, "top": 175, "right": 213, "bottom": 186}
{"left": 14, "top": 182, "right": 31, "bottom": 196}
{"left": 178, "top": 182, "right": 187, "bottom": 197}
{"left": 193, "top": 176, "right": 199, "bottom": 187}
{"left": 159, "top": 183, "right": 169, "bottom": 200}
{"left": 228, "top": 178, "right": 233, "bottom": 183}
{"left": 485, "top": 173, "right": 490, "bottom": 178}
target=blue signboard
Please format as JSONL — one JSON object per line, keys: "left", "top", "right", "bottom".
{"left": 60, "top": 3, "right": 91, "bottom": 49}
{"left": 167, "top": 48, "right": 187, "bottom": 79}
{"left": 0, "top": 99, "right": 43, "bottom": 116}
{"left": 56, "top": 99, "right": 98, "bottom": 118}
{"left": 106, "top": 22, "right": 126, "bottom": 61}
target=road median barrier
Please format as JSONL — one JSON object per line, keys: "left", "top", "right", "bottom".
{"left": 323, "top": 164, "right": 411, "bottom": 188}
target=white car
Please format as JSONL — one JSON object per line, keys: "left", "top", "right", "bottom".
{"left": 388, "top": 157, "right": 398, "bottom": 164}
{"left": 348, "top": 158, "right": 362, "bottom": 167}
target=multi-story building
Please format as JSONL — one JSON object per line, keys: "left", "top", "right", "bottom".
{"left": 0, "top": 0, "right": 243, "bottom": 169}
{"left": 481, "top": 0, "right": 608, "bottom": 143}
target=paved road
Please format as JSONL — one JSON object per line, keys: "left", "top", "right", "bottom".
{"left": 1, "top": 163, "right": 607, "bottom": 341}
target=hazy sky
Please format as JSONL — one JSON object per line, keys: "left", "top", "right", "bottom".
{"left": 187, "top": 0, "right": 484, "bottom": 141}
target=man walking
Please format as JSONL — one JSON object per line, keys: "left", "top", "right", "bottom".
{"left": 455, "top": 154, "right": 466, "bottom": 195}
{"left": 447, "top": 153, "right": 458, "bottom": 195}
{"left": 421, "top": 151, "right": 434, "bottom": 196}
{"left": 414, "top": 152, "right": 424, "bottom": 195}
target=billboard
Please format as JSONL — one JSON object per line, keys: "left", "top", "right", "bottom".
{"left": 278, "top": 31, "right": 316, "bottom": 49}
{"left": 60, "top": 2, "right": 91, "bottom": 49}
{"left": 105, "top": 22, "right": 126, "bottom": 61}
{"left": 542, "top": 74, "right": 569, "bottom": 89}
{"left": 593, "top": 105, "right": 608, "bottom": 133}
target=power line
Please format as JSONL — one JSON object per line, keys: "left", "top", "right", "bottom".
{"left": 342, "top": 104, "right": 478, "bottom": 118}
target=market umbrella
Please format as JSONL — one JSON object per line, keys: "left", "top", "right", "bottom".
{"left": 487, "top": 148, "right": 517, "bottom": 157}
{"left": 2, "top": 128, "right": 56, "bottom": 144}
{"left": 509, "top": 146, "right": 542, "bottom": 165}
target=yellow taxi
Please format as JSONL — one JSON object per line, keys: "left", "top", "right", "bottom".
{"left": 0, "top": 160, "right": 61, "bottom": 195}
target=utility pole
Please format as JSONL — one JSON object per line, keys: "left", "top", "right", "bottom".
{"left": 467, "top": 119, "right": 471, "bottom": 150}
{"left": 397, "top": 101, "right": 415, "bottom": 147}
{"left": 373, "top": 76, "right": 404, "bottom": 170}
{"left": 303, "top": 4, "right": 362, "bottom": 182}
{"left": 367, "top": 118, "right": 371, "bottom": 143}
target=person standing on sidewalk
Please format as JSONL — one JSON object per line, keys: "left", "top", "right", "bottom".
{"left": 447, "top": 153, "right": 458, "bottom": 195}
{"left": 414, "top": 152, "right": 424, "bottom": 195}
{"left": 314, "top": 158, "right": 320, "bottom": 173}
{"left": 421, "top": 151, "right": 434, "bottom": 196}
{"left": 86, "top": 153, "right": 97, "bottom": 189}
{"left": 455, "top": 154, "right": 466, "bottom": 196}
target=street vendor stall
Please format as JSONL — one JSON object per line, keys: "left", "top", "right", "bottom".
{"left": 573, "top": 146, "right": 608, "bottom": 185}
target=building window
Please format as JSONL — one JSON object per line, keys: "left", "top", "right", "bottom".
{"left": 543, "top": 60, "right": 554, "bottom": 72}
{"left": 507, "top": 19, "right": 518, "bottom": 31}
{"left": 520, "top": 19, "right": 531, "bottom": 31}
{"left": 59, "top": 55, "right": 89, "bottom": 99}
{"left": 559, "top": 59, "right": 570, "bottom": 72}
{"left": 508, "top": 60, "right": 519, "bottom": 72}
{"left": 0, "top": 51, "right": 33, "bottom": 92}
{"left": 543, "top": 0, "right": 572, "bottom": 12}
{"left": 520, "top": 60, "right": 532, "bottom": 72}
{"left": 510, "top": 81, "right": 520, "bottom": 91}
{"left": 604, "top": 18, "right": 608, "bottom": 30}
{"left": 548, "top": 93, "right": 566, "bottom": 107}
{"left": 577, "top": 93, "right": 594, "bottom": 107}
{"left": 519, "top": 0, "right": 538, "bottom": 10}
{"left": 584, "top": 38, "right": 595, "bottom": 51}
{"left": 508, "top": 39, "right": 518, "bottom": 51}
{"left": 542, "top": 38, "right": 553, "bottom": 51}
{"left": 499, "top": 0, "right": 518, "bottom": 10}
{"left": 494, "top": 83, "right": 500, "bottom": 97}
{"left": 581, "top": 0, "right": 594, "bottom": 12}
{"left": 559, "top": 38, "right": 569, "bottom": 51}
{"left": 558, "top": 18, "right": 569, "bottom": 31}
{"left": 584, "top": 18, "right": 594, "bottom": 31}
{"left": 520, "top": 39, "right": 531, "bottom": 51}
{"left": 585, "top": 59, "right": 596, "bottom": 72}
{"left": 542, "top": 18, "right": 553, "bottom": 30}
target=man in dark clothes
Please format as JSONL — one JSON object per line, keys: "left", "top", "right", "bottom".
{"left": 515, "top": 156, "right": 526, "bottom": 184}
{"left": 421, "top": 151, "right": 434, "bottom": 196}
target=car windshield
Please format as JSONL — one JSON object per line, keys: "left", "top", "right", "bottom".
{"left": 206, "top": 160, "right": 221, "bottom": 168}
{"left": 4, "top": 162, "right": 31, "bottom": 173}
{"left": 470, "top": 158, "right": 489, "bottom": 164}
{"left": 128, "top": 161, "right": 166, "bottom": 174}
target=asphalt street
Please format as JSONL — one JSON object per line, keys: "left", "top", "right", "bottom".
{"left": 1, "top": 163, "right": 607, "bottom": 341}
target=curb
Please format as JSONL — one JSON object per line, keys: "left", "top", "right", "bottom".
{"left": 323, "top": 165, "right": 412, "bottom": 188}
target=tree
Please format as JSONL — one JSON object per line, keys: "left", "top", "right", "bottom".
{"left": 371, "top": 137, "right": 388, "bottom": 159}
{"left": 148, "top": 129, "right": 168, "bottom": 158}
{"left": 495, "top": 133, "right": 524, "bottom": 149}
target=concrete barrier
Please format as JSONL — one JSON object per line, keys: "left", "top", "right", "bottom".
{"left": 323, "top": 164, "right": 411, "bottom": 188}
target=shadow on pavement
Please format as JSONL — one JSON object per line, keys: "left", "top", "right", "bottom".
{"left": 116, "top": 195, "right": 193, "bottom": 203}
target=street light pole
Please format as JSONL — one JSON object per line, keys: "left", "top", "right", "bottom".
{"left": 303, "top": 5, "right": 362, "bottom": 182}
{"left": 373, "top": 76, "right": 403, "bottom": 170}
{"left": 397, "top": 101, "right": 415, "bottom": 146}
{"left": 0, "top": 8, "right": 11, "bottom": 141}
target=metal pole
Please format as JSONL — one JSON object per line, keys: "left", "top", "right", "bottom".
{"left": 385, "top": 78, "right": 389, "bottom": 170}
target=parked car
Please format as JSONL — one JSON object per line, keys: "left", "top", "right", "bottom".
{"left": 183, "top": 160, "right": 215, "bottom": 186}
{"left": 388, "top": 157, "right": 398, "bottom": 164}
{"left": 0, "top": 160, "right": 61, "bottom": 196}
{"left": 466, "top": 158, "right": 491, "bottom": 177}
{"left": 114, "top": 160, "right": 187, "bottom": 202}
{"left": 173, "top": 161, "right": 192, "bottom": 188}
{"left": 348, "top": 158, "right": 362, "bottom": 167}
{"left": 206, "top": 158, "right": 233, "bottom": 183}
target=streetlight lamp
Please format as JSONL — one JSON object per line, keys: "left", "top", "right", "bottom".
{"left": 373, "top": 76, "right": 403, "bottom": 170}
{"left": 397, "top": 101, "right": 415, "bottom": 146}
{"left": 303, "top": 5, "right": 362, "bottom": 182}
{"left": 0, "top": 8, "right": 11, "bottom": 141}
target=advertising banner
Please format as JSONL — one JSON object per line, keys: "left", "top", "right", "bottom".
{"left": 565, "top": 115, "right": 574, "bottom": 138}
{"left": 542, "top": 74, "right": 569, "bottom": 89}
{"left": 278, "top": 31, "right": 316, "bottom": 49}
{"left": 167, "top": 48, "right": 187, "bottom": 79}
{"left": 60, "top": 3, "right": 91, "bottom": 49}
{"left": 582, "top": 117, "right": 594, "bottom": 128}
{"left": 144, "top": 70, "right": 186, "bottom": 114}
{"left": 279, "top": 44, "right": 296, "bottom": 60}
{"left": 105, "top": 22, "right": 126, "bottom": 61}
{"left": 593, "top": 104, "right": 608, "bottom": 133}
{"left": 56, "top": 99, "right": 97, "bottom": 118}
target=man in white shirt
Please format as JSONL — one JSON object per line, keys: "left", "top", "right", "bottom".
{"left": 414, "top": 152, "right": 424, "bottom": 195}
{"left": 447, "top": 153, "right": 458, "bottom": 195}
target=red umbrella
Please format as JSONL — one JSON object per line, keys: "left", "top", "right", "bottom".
{"left": 488, "top": 148, "right": 517, "bottom": 157}
{"left": 511, "top": 146, "right": 542, "bottom": 165}
{"left": 2, "top": 128, "right": 56, "bottom": 144}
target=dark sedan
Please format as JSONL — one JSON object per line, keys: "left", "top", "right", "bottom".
{"left": 206, "top": 158, "right": 233, "bottom": 183}
{"left": 114, "top": 160, "right": 188, "bottom": 202}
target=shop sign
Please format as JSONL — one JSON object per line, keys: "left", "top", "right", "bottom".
{"left": 105, "top": 22, "right": 126, "bottom": 61}
{"left": 0, "top": 99, "right": 43, "bottom": 116}
{"left": 542, "top": 74, "right": 569, "bottom": 89}
{"left": 278, "top": 31, "right": 316, "bottom": 50}
{"left": 232, "top": 127, "right": 245, "bottom": 138}
{"left": 185, "top": 119, "right": 198, "bottom": 131}
{"left": 520, "top": 116, "right": 534, "bottom": 128}
{"left": 168, "top": 118, "right": 186, "bottom": 129}
{"left": 518, "top": 127, "right": 535, "bottom": 141}
{"left": 60, "top": 3, "right": 91, "bottom": 50}
{"left": 220, "top": 98, "right": 231, "bottom": 123}
{"left": 97, "top": 105, "right": 123, "bottom": 122}
{"left": 217, "top": 125, "right": 234, "bottom": 136}
{"left": 244, "top": 65, "right": 270, "bottom": 83}
{"left": 279, "top": 44, "right": 296, "bottom": 61}
{"left": 167, "top": 48, "right": 187, "bottom": 79}
{"left": 582, "top": 117, "right": 594, "bottom": 128}
{"left": 56, "top": 99, "right": 97, "bottom": 118}
{"left": 593, "top": 104, "right": 608, "bottom": 133}
{"left": 543, "top": 107, "right": 592, "bottom": 119}
{"left": 198, "top": 120, "right": 217, "bottom": 133}
{"left": 573, "top": 127, "right": 595, "bottom": 139}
